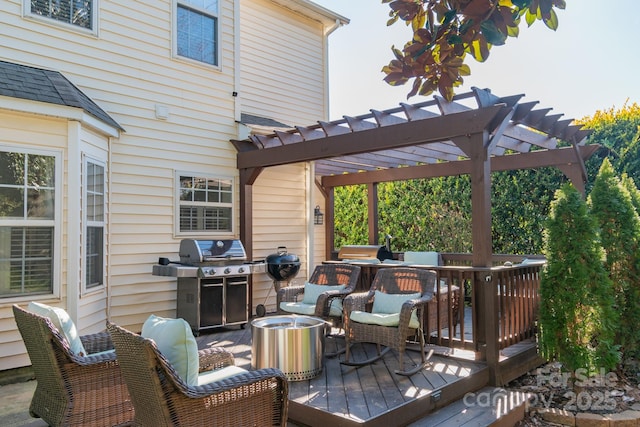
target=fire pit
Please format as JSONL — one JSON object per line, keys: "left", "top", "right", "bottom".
{"left": 251, "top": 315, "right": 325, "bottom": 381}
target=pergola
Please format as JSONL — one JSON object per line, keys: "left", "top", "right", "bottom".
{"left": 232, "top": 87, "right": 597, "bottom": 268}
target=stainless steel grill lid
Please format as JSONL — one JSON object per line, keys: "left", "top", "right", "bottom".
{"left": 179, "top": 239, "right": 247, "bottom": 265}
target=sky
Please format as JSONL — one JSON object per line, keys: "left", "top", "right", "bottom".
{"left": 312, "top": 0, "right": 640, "bottom": 122}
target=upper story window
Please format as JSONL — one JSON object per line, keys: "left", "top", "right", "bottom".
{"left": 177, "top": 173, "right": 232, "bottom": 235}
{"left": 0, "top": 148, "right": 60, "bottom": 298}
{"left": 84, "top": 158, "right": 105, "bottom": 291}
{"left": 176, "top": 0, "right": 219, "bottom": 66}
{"left": 27, "top": 0, "right": 96, "bottom": 31}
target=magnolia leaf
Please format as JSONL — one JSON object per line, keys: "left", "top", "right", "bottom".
{"left": 408, "top": 78, "right": 422, "bottom": 98}
{"left": 459, "top": 64, "right": 471, "bottom": 76}
{"left": 544, "top": 8, "right": 559, "bottom": 30}
{"left": 507, "top": 24, "right": 520, "bottom": 37}
{"left": 383, "top": 72, "right": 410, "bottom": 86}
{"left": 387, "top": 16, "right": 399, "bottom": 26}
{"left": 481, "top": 20, "right": 507, "bottom": 46}
{"left": 525, "top": 9, "right": 536, "bottom": 26}
{"left": 412, "top": 8, "right": 426, "bottom": 31}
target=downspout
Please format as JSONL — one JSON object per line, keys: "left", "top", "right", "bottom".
{"left": 322, "top": 19, "right": 342, "bottom": 119}
{"left": 233, "top": 0, "right": 241, "bottom": 123}
{"left": 106, "top": 136, "right": 112, "bottom": 320}
{"left": 307, "top": 162, "right": 314, "bottom": 274}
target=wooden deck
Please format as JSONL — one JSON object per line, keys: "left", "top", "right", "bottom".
{"left": 196, "top": 324, "right": 490, "bottom": 427}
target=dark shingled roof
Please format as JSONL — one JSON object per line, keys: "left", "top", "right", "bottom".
{"left": 0, "top": 60, "right": 123, "bottom": 131}
{"left": 240, "top": 113, "right": 290, "bottom": 129}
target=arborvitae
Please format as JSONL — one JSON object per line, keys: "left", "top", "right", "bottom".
{"left": 539, "top": 183, "right": 619, "bottom": 372}
{"left": 589, "top": 159, "right": 640, "bottom": 360}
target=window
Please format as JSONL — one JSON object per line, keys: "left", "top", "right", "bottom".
{"left": 84, "top": 159, "right": 104, "bottom": 290}
{"left": 27, "top": 0, "right": 95, "bottom": 31}
{"left": 0, "top": 149, "right": 59, "bottom": 298}
{"left": 177, "top": 173, "right": 232, "bottom": 234}
{"left": 176, "top": 0, "right": 219, "bottom": 66}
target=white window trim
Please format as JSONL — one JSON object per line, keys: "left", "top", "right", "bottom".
{"left": 81, "top": 155, "right": 106, "bottom": 295}
{"left": 174, "top": 170, "right": 234, "bottom": 237}
{"left": 23, "top": 0, "right": 100, "bottom": 37}
{"left": 0, "top": 145, "right": 62, "bottom": 302}
{"left": 172, "top": 0, "right": 221, "bottom": 69}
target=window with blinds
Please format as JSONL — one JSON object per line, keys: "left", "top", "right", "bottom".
{"left": 0, "top": 150, "right": 57, "bottom": 297}
{"left": 177, "top": 173, "right": 233, "bottom": 234}
{"left": 176, "top": 0, "right": 219, "bottom": 66}
{"left": 85, "top": 160, "right": 104, "bottom": 290}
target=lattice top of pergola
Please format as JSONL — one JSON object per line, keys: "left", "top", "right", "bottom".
{"left": 233, "top": 87, "right": 593, "bottom": 182}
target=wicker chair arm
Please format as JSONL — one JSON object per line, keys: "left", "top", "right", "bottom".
{"left": 185, "top": 368, "right": 288, "bottom": 398}
{"left": 80, "top": 330, "right": 115, "bottom": 354}
{"left": 343, "top": 292, "right": 372, "bottom": 314}
{"left": 397, "top": 293, "right": 434, "bottom": 335}
{"left": 315, "top": 288, "right": 351, "bottom": 316}
{"left": 197, "top": 347, "right": 235, "bottom": 372}
{"left": 276, "top": 285, "right": 305, "bottom": 304}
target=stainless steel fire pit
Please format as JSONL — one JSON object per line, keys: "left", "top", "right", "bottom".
{"left": 251, "top": 315, "right": 325, "bottom": 381}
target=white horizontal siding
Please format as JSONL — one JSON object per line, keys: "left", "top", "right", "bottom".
{"left": 239, "top": 0, "right": 327, "bottom": 126}
{"left": 251, "top": 164, "right": 309, "bottom": 313}
{"left": 0, "top": 0, "right": 335, "bottom": 365}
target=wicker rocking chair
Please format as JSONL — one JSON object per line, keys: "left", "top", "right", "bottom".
{"left": 12, "top": 304, "right": 134, "bottom": 427}
{"left": 341, "top": 268, "right": 436, "bottom": 376}
{"left": 277, "top": 263, "right": 361, "bottom": 356}
{"left": 106, "top": 322, "right": 288, "bottom": 426}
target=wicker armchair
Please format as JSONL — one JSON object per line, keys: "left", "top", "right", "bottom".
{"left": 106, "top": 322, "right": 289, "bottom": 426}
{"left": 12, "top": 304, "right": 133, "bottom": 427}
{"left": 277, "top": 264, "right": 361, "bottom": 356}
{"left": 277, "top": 263, "right": 360, "bottom": 323}
{"left": 342, "top": 268, "right": 436, "bottom": 376}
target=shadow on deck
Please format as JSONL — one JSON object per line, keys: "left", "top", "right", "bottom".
{"left": 197, "top": 323, "right": 537, "bottom": 427}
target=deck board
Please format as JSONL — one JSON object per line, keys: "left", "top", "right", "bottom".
{"left": 194, "top": 325, "right": 488, "bottom": 426}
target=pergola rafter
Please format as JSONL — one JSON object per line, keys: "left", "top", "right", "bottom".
{"left": 232, "top": 87, "right": 596, "bottom": 269}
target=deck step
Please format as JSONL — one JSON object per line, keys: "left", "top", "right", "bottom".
{"left": 407, "top": 387, "right": 530, "bottom": 427}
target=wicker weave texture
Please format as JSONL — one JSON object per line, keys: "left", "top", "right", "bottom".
{"left": 343, "top": 268, "right": 436, "bottom": 371}
{"left": 12, "top": 305, "right": 133, "bottom": 427}
{"left": 107, "top": 322, "right": 289, "bottom": 426}
{"left": 277, "top": 263, "right": 361, "bottom": 322}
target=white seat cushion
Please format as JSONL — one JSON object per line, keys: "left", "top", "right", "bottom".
{"left": 280, "top": 300, "right": 343, "bottom": 317}
{"left": 196, "top": 365, "right": 248, "bottom": 386}
{"left": 279, "top": 301, "right": 317, "bottom": 316}
{"left": 141, "top": 314, "right": 199, "bottom": 386}
{"left": 350, "top": 311, "right": 420, "bottom": 329}
{"left": 27, "top": 301, "right": 87, "bottom": 357}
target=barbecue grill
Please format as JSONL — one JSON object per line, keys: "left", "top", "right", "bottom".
{"left": 256, "top": 247, "right": 301, "bottom": 317}
{"left": 152, "top": 239, "right": 262, "bottom": 334}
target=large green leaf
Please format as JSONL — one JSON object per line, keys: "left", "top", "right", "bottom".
{"left": 480, "top": 20, "right": 507, "bottom": 45}
{"left": 543, "top": 8, "right": 559, "bottom": 30}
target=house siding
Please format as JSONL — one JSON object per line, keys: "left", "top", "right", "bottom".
{"left": 0, "top": 0, "right": 341, "bottom": 370}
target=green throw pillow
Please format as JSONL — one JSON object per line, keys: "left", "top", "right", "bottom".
{"left": 372, "top": 291, "right": 421, "bottom": 314}
{"left": 141, "top": 314, "right": 199, "bottom": 386}
{"left": 28, "top": 301, "right": 87, "bottom": 357}
{"left": 302, "top": 282, "right": 346, "bottom": 305}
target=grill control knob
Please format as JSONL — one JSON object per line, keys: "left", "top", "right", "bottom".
{"left": 224, "top": 267, "right": 231, "bottom": 275}
{"left": 208, "top": 268, "right": 216, "bottom": 276}
{"left": 238, "top": 267, "right": 245, "bottom": 274}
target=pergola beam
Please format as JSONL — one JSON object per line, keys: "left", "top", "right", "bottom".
{"left": 236, "top": 106, "right": 504, "bottom": 170}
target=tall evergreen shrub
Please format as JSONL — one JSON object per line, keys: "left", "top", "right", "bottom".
{"left": 589, "top": 159, "right": 640, "bottom": 359}
{"left": 539, "top": 183, "right": 618, "bottom": 372}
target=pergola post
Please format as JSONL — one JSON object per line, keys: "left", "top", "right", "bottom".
{"left": 367, "top": 183, "right": 379, "bottom": 246}
{"left": 455, "top": 131, "right": 501, "bottom": 384}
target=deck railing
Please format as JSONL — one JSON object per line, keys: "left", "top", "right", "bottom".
{"left": 425, "top": 258, "right": 543, "bottom": 355}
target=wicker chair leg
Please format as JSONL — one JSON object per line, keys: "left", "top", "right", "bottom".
{"left": 395, "top": 329, "right": 433, "bottom": 376}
